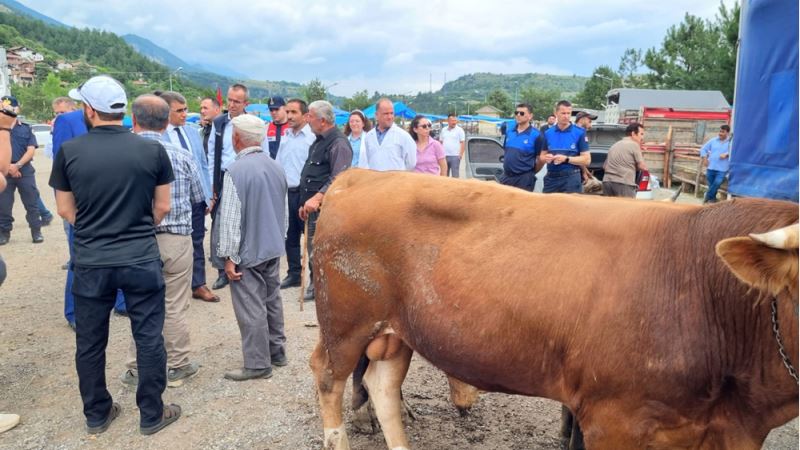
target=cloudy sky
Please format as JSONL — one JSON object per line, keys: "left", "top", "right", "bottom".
{"left": 20, "top": 0, "right": 724, "bottom": 96}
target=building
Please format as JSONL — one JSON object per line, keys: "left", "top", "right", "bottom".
{"left": 474, "top": 105, "right": 502, "bottom": 118}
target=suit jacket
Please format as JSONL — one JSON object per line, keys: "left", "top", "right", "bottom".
{"left": 52, "top": 110, "right": 88, "bottom": 158}
{"left": 162, "top": 125, "right": 213, "bottom": 204}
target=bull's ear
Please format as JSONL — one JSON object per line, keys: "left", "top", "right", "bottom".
{"left": 716, "top": 224, "right": 799, "bottom": 297}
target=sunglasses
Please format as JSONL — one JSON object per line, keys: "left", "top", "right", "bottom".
{"left": 514, "top": 111, "right": 528, "bottom": 116}
{"left": 418, "top": 123, "right": 432, "bottom": 129}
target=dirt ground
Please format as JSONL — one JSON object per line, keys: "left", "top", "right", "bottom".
{"left": 0, "top": 153, "right": 796, "bottom": 449}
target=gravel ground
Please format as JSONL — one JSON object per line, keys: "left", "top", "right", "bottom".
{"left": 0, "top": 153, "right": 796, "bottom": 449}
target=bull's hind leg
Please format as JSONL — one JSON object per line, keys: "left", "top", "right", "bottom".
{"left": 311, "top": 340, "right": 358, "bottom": 450}
{"left": 363, "top": 334, "right": 414, "bottom": 450}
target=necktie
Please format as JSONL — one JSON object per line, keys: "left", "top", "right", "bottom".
{"left": 174, "top": 127, "right": 189, "bottom": 150}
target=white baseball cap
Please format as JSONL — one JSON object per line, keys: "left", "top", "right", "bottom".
{"left": 69, "top": 75, "right": 127, "bottom": 114}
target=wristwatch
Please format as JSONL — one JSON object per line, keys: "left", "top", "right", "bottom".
{"left": 565, "top": 156, "right": 571, "bottom": 164}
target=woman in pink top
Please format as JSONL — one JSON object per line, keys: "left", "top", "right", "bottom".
{"left": 409, "top": 115, "right": 446, "bottom": 176}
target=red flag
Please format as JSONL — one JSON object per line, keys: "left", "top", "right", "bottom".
{"left": 216, "top": 86, "right": 224, "bottom": 108}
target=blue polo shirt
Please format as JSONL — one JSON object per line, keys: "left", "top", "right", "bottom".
{"left": 700, "top": 137, "right": 731, "bottom": 172}
{"left": 543, "top": 124, "right": 589, "bottom": 173}
{"left": 503, "top": 125, "right": 542, "bottom": 175}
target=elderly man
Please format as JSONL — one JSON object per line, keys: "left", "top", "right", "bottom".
{"left": 49, "top": 75, "right": 180, "bottom": 436}
{"left": 199, "top": 97, "right": 221, "bottom": 155}
{"left": 358, "top": 98, "right": 415, "bottom": 171}
{"left": 266, "top": 96, "right": 289, "bottom": 160}
{"left": 119, "top": 94, "right": 204, "bottom": 389}
{"left": 207, "top": 84, "right": 269, "bottom": 290}
{"left": 217, "top": 114, "right": 288, "bottom": 381}
{"left": 276, "top": 99, "right": 315, "bottom": 289}
{"left": 158, "top": 91, "right": 217, "bottom": 303}
{"left": 298, "top": 100, "right": 352, "bottom": 301}
{"left": 602, "top": 122, "right": 648, "bottom": 198}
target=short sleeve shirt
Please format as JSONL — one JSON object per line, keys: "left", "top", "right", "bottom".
{"left": 439, "top": 125, "right": 465, "bottom": 157}
{"left": 11, "top": 122, "right": 37, "bottom": 175}
{"left": 543, "top": 124, "right": 589, "bottom": 172}
{"left": 49, "top": 125, "right": 175, "bottom": 267}
{"left": 603, "top": 137, "right": 643, "bottom": 186}
{"left": 414, "top": 139, "right": 446, "bottom": 175}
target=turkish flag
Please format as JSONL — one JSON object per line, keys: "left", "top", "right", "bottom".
{"left": 216, "top": 87, "right": 224, "bottom": 107}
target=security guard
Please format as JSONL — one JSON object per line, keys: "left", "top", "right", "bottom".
{"left": 540, "top": 100, "right": 590, "bottom": 193}
{"left": 498, "top": 102, "right": 543, "bottom": 191}
{"left": 0, "top": 95, "right": 44, "bottom": 244}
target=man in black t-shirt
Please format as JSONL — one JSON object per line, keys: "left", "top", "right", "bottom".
{"left": 49, "top": 75, "right": 181, "bottom": 436}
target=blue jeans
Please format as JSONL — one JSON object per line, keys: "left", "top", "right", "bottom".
{"left": 705, "top": 169, "right": 726, "bottom": 203}
{"left": 73, "top": 259, "right": 166, "bottom": 427}
{"left": 65, "top": 225, "right": 126, "bottom": 324}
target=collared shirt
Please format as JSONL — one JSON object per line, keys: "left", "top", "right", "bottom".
{"left": 359, "top": 124, "right": 417, "bottom": 171}
{"left": 207, "top": 113, "right": 269, "bottom": 191}
{"left": 439, "top": 125, "right": 465, "bottom": 157}
{"left": 10, "top": 121, "right": 36, "bottom": 176}
{"left": 139, "top": 131, "right": 204, "bottom": 235}
{"left": 700, "top": 136, "right": 732, "bottom": 172}
{"left": 217, "top": 146, "right": 262, "bottom": 264}
{"left": 166, "top": 124, "right": 190, "bottom": 150}
{"left": 276, "top": 124, "right": 315, "bottom": 187}
{"left": 349, "top": 133, "right": 363, "bottom": 167}
{"left": 503, "top": 124, "right": 542, "bottom": 175}
{"left": 543, "top": 124, "right": 589, "bottom": 172}
{"left": 375, "top": 126, "right": 390, "bottom": 145}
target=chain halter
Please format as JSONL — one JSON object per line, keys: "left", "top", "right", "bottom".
{"left": 770, "top": 297, "right": 799, "bottom": 384}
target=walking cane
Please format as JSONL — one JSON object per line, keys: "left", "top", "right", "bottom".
{"left": 299, "top": 219, "right": 309, "bottom": 312}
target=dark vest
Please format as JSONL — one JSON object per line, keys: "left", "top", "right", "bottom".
{"left": 211, "top": 114, "right": 229, "bottom": 199}
{"left": 299, "top": 128, "right": 348, "bottom": 203}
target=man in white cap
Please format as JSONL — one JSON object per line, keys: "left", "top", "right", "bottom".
{"left": 49, "top": 75, "right": 181, "bottom": 435}
{"left": 217, "top": 113, "right": 288, "bottom": 381}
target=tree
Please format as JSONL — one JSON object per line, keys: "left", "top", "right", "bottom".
{"left": 617, "top": 48, "right": 647, "bottom": 88}
{"left": 342, "top": 90, "right": 371, "bottom": 112}
{"left": 643, "top": 2, "right": 739, "bottom": 101}
{"left": 302, "top": 78, "right": 327, "bottom": 103}
{"left": 518, "top": 87, "right": 560, "bottom": 120}
{"left": 573, "top": 66, "right": 621, "bottom": 110}
{"left": 485, "top": 88, "right": 512, "bottom": 117}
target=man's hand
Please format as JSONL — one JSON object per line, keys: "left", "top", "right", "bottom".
{"left": 224, "top": 259, "right": 242, "bottom": 282}
{"left": 551, "top": 154, "right": 568, "bottom": 165}
{"left": 299, "top": 194, "right": 322, "bottom": 221}
{"left": 720, "top": 152, "right": 729, "bottom": 160}
{"left": 543, "top": 153, "right": 556, "bottom": 164}
{"left": 206, "top": 194, "right": 217, "bottom": 214}
{"left": 7, "top": 164, "right": 20, "bottom": 178}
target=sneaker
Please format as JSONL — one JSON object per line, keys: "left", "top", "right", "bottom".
{"left": 168, "top": 362, "right": 199, "bottom": 387}
{"left": 224, "top": 367, "right": 272, "bottom": 381}
{"left": 31, "top": 229, "right": 43, "bottom": 244}
{"left": 121, "top": 369, "right": 138, "bottom": 386}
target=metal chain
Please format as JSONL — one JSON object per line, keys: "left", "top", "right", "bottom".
{"left": 771, "top": 298, "right": 799, "bottom": 384}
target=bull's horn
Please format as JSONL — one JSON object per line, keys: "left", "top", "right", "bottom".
{"left": 749, "top": 224, "right": 799, "bottom": 249}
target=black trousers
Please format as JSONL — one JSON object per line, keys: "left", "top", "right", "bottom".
{"left": 285, "top": 190, "right": 304, "bottom": 279}
{"left": 73, "top": 259, "right": 167, "bottom": 428}
{"left": 305, "top": 211, "right": 319, "bottom": 281}
{"left": 499, "top": 170, "right": 536, "bottom": 192}
{"left": 0, "top": 173, "right": 41, "bottom": 231}
{"left": 190, "top": 202, "right": 207, "bottom": 289}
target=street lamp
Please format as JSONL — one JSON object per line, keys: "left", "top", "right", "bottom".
{"left": 169, "top": 67, "right": 183, "bottom": 91}
{"left": 324, "top": 82, "right": 339, "bottom": 100}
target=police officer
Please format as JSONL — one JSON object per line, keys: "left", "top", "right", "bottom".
{"left": 540, "top": 100, "right": 590, "bottom": 193}
{"left": 266, "top": 96, "right": 289, "bottom": 159}
{"left": 498, "top": 103, "right": 543, "bottom": 191}
{"left": 0, "top": 95, "right": 44, "bottom": 244}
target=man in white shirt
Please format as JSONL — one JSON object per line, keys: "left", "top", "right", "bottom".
{"left": 438, "top": 113, "right": 466, "bottom": 178}
{"left": 359, "top": 98, "right": 415, "bottom": 171}
{"left": 275, "top": 99, "right": 315, "bottom": 289}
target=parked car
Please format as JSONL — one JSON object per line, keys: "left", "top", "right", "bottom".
{"left": 464, "top": 126, "right": 653, "bottom": 199}
{"left": 31, "top": 123, "right": 52, "bottom": 149}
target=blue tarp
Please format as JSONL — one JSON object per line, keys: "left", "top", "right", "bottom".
{"left": 362, "top": 101, "right": 417, "bottom": 120}
{"left": 245, "top": 104, "right": 273, "bottom": 122}
{"left": 728, "top": 0, "right": 798, "bottom": 201}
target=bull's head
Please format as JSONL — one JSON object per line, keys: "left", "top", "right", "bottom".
{"left": 715, "top": 224, "right": 799, "bottom": 299}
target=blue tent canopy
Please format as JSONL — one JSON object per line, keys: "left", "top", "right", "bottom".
{"left": 362, "top": 101, "right": 418, "bottom": 120}
{"left": 728, "top": 0, "right": 798, "bottom": 201}
{"left": 245, "top": 104, "right": 273, "bottom": 121}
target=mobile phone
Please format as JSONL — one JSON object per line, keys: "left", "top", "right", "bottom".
{"left": 0, "top": 108, "right": 17, "bottom": 118}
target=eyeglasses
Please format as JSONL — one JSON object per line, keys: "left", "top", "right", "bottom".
{"left": 418, "top": 124, "right": 432, "bottom": 129}
{"left": 173, "top": 107, "right": 188, "bottom": 113}
{"left": 514, "top": 111, "right": 527, "bottom": 116}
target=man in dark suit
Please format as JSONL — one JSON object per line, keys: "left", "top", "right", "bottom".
{"left": 159, "top": 91, "right": 218, "bottom": 303}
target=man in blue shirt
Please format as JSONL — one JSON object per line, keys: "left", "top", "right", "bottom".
{"left": 498, "top": 103, "right": 543, "bottom": 191}
{"left": 700, "top": 124, "right": 732, "bottom": 204}
{"left": 540, "top": 100, "right": 591, "bottom": 193}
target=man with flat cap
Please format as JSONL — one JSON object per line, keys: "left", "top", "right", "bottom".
{"left": 50, "top": 75, "right": 181, "bottom": 436}
{"left": 217, "top": 114, "right": 288, "bottom": 381}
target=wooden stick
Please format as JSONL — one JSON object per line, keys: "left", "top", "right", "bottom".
{"left": 299, "top": 218, "right": 309, "bottom": 311}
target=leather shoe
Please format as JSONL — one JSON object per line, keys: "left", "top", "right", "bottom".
{"left": 280, "top": 275, "right": 301, "bottom": 289}
{"left": 31, "top": 229, "right": 43, "bottom": 244}
{"left": 224, "top": 367, "right": 272, "bottom": 381}
{"left": 212, "top": 275, "right": 229, "bottom": 290}
{"left": 0, "top": 230, "right": 8, "bottom": 245}
{"left": 303, "top": 284, "right": 315, "bottom": 302}
{"left": 192, "top": 285, "right": 220, "bottom": 302}
{"left": 40, "top": 214, "right": 53, "bottom": 227}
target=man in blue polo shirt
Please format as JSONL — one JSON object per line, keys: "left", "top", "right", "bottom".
{"left": 498, "top": 103, "right": 542, "bottom": 191}
{"left": 700, "top": 124, "right": 732, "bottom": 204}
{"left": 540, "top": 100, "right": 590, "bottom": 193}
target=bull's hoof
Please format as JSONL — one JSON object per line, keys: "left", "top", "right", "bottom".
{"left": 456, "top": 405, "right": 472, "bottom": 417}
{"left": 324, "top": 425, "right": 351, "bottom": 450}
{"left": 351, "top": 402, "right": 378, "bottom": 434}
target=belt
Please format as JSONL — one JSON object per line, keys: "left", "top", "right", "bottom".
{"left": 504, "top": 170, "right": 533, "bottom": 177}
{"left": 288, "top": 187, "right": 300, "bottom": 193}
{"left": 546, "top": 169, "right": 580, "bottom": 178}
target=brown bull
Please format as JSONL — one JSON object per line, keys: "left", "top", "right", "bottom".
{"left": 310, "top": 169, "right": 798, "bottom": 450}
